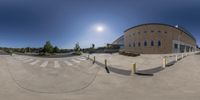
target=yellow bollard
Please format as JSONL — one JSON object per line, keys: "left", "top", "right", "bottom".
{"left": 93, "top": 56, "right": 95, "bottom": 64}
{"left": 175, "top": 55, "right": 178, "bottom": 61}
{"left": 105, "top": 59, "right": 107, "bottom": 67}
{"left": 162, "top": 58, "right": 167, "bottom": 68}
{"left": 132, "top": 63, "right": 136, "bottom": 75}
{"left": 104, "top": 59, "right": 110, "bottom": 73}
{"left": 182, "top": 53, "right": 184, "bottom": 59}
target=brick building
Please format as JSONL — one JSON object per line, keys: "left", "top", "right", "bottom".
{"left": 124, "top": 23, "right": 196, "bottom": 54}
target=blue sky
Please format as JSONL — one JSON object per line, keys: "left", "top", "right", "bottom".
{"left": 0, "top": 0, "right": 199, "bottom": 49}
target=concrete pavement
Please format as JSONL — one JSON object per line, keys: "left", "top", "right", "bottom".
{"left": 5, "top": 55, "right": 100, "bottom": 93}
{"left": 0, "top": 54, "right": 200, "bottom": 100}
{"left": 87, "top": 52, "right": 198, "bottom": 75}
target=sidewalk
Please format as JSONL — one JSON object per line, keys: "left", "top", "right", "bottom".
{"left": 83, "top": 51, "right": 199, "bottom": 75}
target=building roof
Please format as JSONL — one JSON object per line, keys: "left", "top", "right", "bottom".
{"left": 124, "top": 23, "right": 196, "bottom": 41}
{"left": 112, "top": 35, "right": 124, "bottom": 45}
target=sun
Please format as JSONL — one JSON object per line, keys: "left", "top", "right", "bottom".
{"left": 96, "top": 26, "right": 104, "bottom": 32}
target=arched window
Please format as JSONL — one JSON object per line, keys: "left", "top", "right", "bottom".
{"left": 144, "top": 41, "right": 147, "bottom": 46}
{"left": 138, "top": 42, "right": 141, "bottom": 47}
{"left": 133, "top": 42, "right": 135, "bottom": 47}
{"left": 158, "top": 40, "right": 161, "bottom": 46}
{"left": 151, "top": 40, "right": 154, "bottom": 46}
{"left": 129, "top": 43, "right": 131, "bottom": 47}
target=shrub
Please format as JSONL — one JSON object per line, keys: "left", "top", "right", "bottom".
{"left": 53, "top": 46, "right": 60, "bottom": 53}
{"left": 119, "top": 50, "right": 140, "bottom": 57}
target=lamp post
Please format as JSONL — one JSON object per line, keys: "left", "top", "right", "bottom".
{"left": 178, "top": 35, "right": 180, "bottom": 53}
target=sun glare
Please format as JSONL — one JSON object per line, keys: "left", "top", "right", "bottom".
{"left": 96, "top": 26, "right": 104, "bottom": 32}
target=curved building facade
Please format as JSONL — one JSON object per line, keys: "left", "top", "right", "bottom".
{"left": 124, "top": 23, "right": 196, "bottom": 54}
{"left": 112, "top": 35, "right": 124, "bottom": 49}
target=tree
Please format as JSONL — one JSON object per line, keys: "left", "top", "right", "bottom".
{"left": 43, "top": 41, "right": 53, "bottom": 53}
{"left": 25, "top": 47, "right": 31, "bottom": 52}
{"left": 20, "top": 48, "right": 25, "bottom": 53}
{"left": 53, "top": 46, "right": 60, "bottom": 53}
{"left": 91, "top": 44, "right": 95, "bottom": 49}
{"left": 74, "top": 42, "right": 80, "bottom": 52}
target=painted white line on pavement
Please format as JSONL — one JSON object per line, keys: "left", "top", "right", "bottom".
{"left": 76, "top": 57, "right": 86, "bottom": 61}
{"left": 30, "top": 60, "right": 40, "bottom": 65}
{"left": 71, "top": 59, "right": 80, "bottom": 63}
{"left": 18, "top": 57, "right": 25, "bottom": 60}
{"left": 24, "top": 59, "right": 34, "bottom": 63}
{"left": 21, "top": 57, "right": 28, "bottom": 60}
{"left": 54, "top": 61, "right": 60, "bottom": 68}
{"left": 64, "top": 60, "right": 73, "bottom": 66}
{"left": 16, "top": 56, "right": 25, "bottom": 60}
{"left": 80, "top": 57, "right": 86, "bottom": 59}
{"left": 40, "top": 61, "right": 48, "bottom": 67}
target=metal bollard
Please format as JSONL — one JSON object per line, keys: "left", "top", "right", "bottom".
{"left": 175, "top": 55, "right": 178, "bottom": 61}
{"left": 87, "top": 55, "right": 90, "bottom": 60}
{"left": 132, "top": 63, "right": 136, "bottom": 75}
{"left": 182, "top": 53, "right": 184, "bottom": 59}
{"left": 105, "top": 59, "right": 110, "bottom": 73}
{"left": 163, "top": 57, "right": 167, "bottom": 68}
{"left": 93, "top": 56, "right": 95, "bottom": 64}
{"left": 105, "top": 59, "right": 107, "bottom": 67}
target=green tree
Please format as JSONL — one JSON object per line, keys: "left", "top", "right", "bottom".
{"left": 91, "top": 44, "right": 95, "bottom": 49}
{"left": 43, "top": 41, "right": 53, "bottom": 53}
{"left": 25, "top": 47, "right": 31, "bottom": 52}
{"left": 74, "top": 42, "right": 80, "bottom": 52}
{"left": 53, "top": 46, "right": 60, "bottom": 53}
{"left": 20, "top": 48, "right": 25, "bottom": 53}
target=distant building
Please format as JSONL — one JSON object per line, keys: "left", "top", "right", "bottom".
{"left": 112, "top": 35, "right": 124, "bottom": 49}
{"left": 124, "top": 23, "right": 196, "bottom": 54}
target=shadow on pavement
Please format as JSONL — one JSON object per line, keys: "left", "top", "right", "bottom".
{"left": 91, "top": 59, "right": 131, "bottom": 76}
{"left": 86, "top": 55, "right": 178, "bottom": 76}
{"left": 136, "top": 60, "right": 176, "bottom": 76}
{"left": 108, "top": 66, "right": 131, "bottom": 76}
{"left": 136, "top": 66, "right": 164, "bottom": 76}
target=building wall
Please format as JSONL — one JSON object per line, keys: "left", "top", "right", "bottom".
{"left": 124, "top": 24, "right": 196, "bottom": 54}
{"left": 112, "top": 35, "right": 124, "bottom": 49}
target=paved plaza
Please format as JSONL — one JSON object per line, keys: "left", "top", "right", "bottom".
{"left": 0, "top": 53, "right": 200, "bottom": 100}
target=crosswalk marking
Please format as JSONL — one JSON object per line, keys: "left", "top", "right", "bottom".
{"left": 71, "top": 59, "right": 80, "bottom": 63}
{"left": 76, "top": 57, "right": 86, "bottom": 61}
{"left": 16, "top": 56, "right": 26, "bottom": 60}
{"left": 80, "top": 57, "right": 86, "bottom": 59}
{"left": 16, "top": 56, "right": 22, "bottom": 59}
{"left": 54, "top": 61, "right": 60, "bottom": 68}
{"left": 24, "top": 59, "right": 34, "bottom": 63}
{"left": 18, "top": 57, "right": 24, "bottom": 60}
{"left": 30, "top": 60, "right": 40, "bottom": 65}
{"left": 40, "top": 61, "right": 48, "bottom": 67}
{"left": 21, "top": 57, "right": 28, "bottom": 60}
{"left": 64, "top": 61, "right": 73, "bottom": 66}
